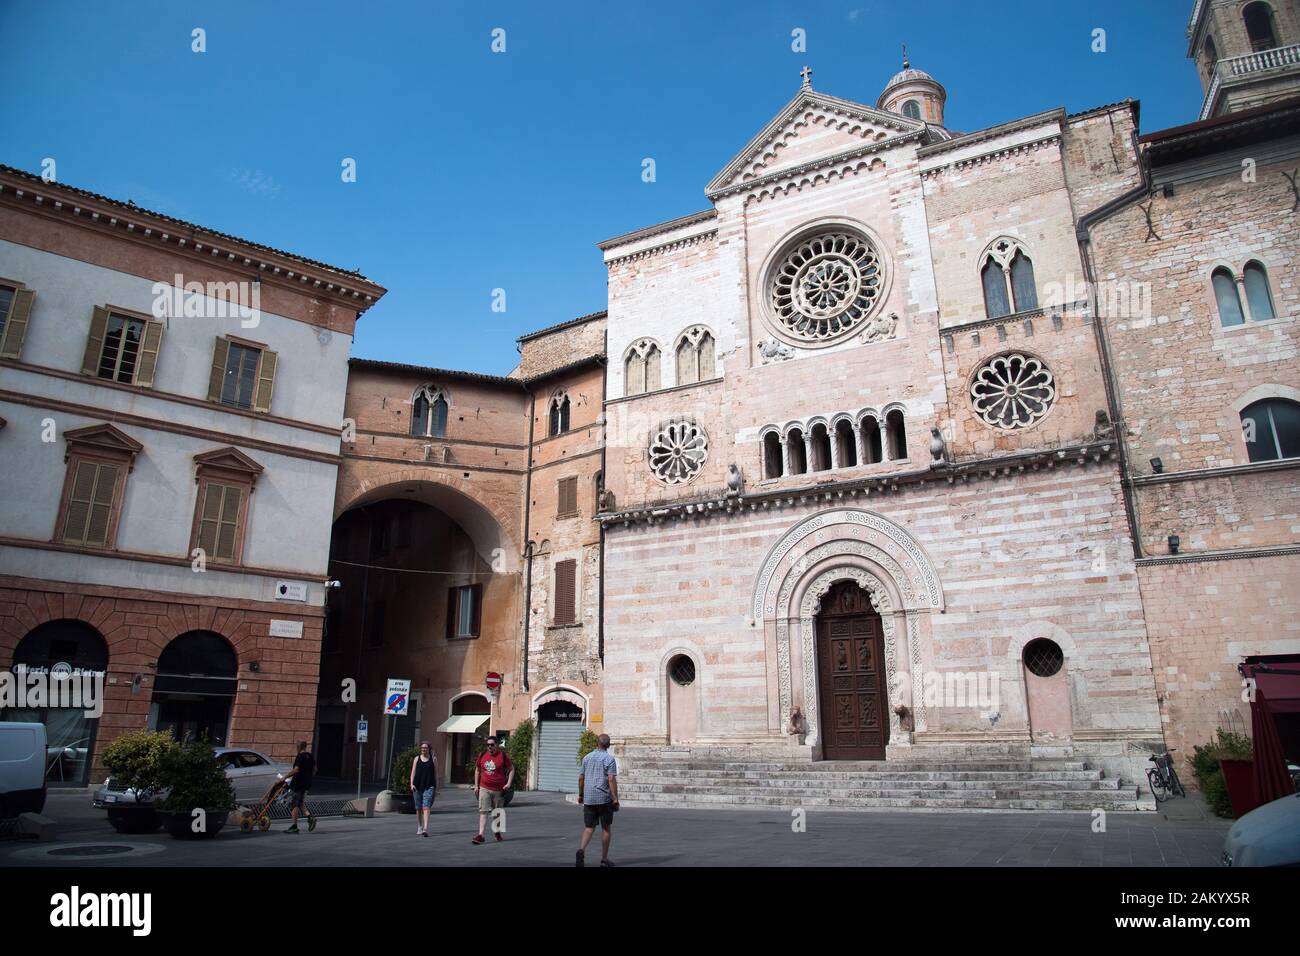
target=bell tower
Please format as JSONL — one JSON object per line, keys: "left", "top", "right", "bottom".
{"left": 1187, "top": 0, "right": 1300, "bottom": 119}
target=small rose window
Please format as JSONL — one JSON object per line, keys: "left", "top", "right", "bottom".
{"left": 970, "top": 352, "right": 1056, "bottom": 429}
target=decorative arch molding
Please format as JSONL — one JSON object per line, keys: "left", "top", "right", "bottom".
{"left": 752, "top": 508, "right": 945, "bottom": 622}
{"left": 657, "top": 641, "right": 706, "bottom": 741}
{"left": 1231, "top": 383, "right": 1300, "bottom": 415}
{"left": 531, "top": 683, "right": 589, "bottom": 718}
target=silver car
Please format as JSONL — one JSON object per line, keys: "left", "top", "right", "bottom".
{"left": 94, "top": 747, "right": 290, "bottom": 807}
{"left": 1221, "top": 792, "right": 1300, "bottom": 867}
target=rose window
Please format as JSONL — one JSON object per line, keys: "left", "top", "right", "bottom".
{"left": 648, "top": 419, "right": 708, "bottom": 484}
{"left": 770, "top": 231, "right": 883, "bottom": 341}
{"left": 970, "top": 353, "right": 1056, "bottom": 429}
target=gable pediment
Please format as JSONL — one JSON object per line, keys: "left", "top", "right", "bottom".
{"left": 193, "top": 446, "right": 264, "bottom": 479}
{"left": 706, "top": 89, "right": 924, "bottom": 197}
{"left": 63, "top": 423, "right": 144, "bottom": 458}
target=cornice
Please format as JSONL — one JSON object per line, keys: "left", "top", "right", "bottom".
{"left": 599, "top": 441, "right": 1118, "bottom": 528}
{"left": 939, "top": 300, "right": 1091, "bottom": 339}
{"left": 916, "top": 108, "right": 1063, "bottom": 159}
{"left": 604, "top": 228, "right": 718, "bottom": 267}
{"left": 596, "top": 210, "right": 717, "bottom": 252}
{"left": 0, "top": 168, "right": 386, "bottom": 312}
{"left": 920, "top": 133, "right": 1062, "bottom": 179}
{"left": 1128, "top": 457, "right": 1300, "bottom": 487}
{"left": 710, "top": 130, "right": 922, "bottom": 202}
{"left": 1136, "top": 544, "right": 1300, "bottom": 567}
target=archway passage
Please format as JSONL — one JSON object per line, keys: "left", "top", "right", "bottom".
{"left": 8, "top": 620, "right": 108, "bottom": 786}
{"left": 535, "top": 698, "right": 584, "bottom": 792}
{"left": 816, "top": 580, "right": 889, "bottom": 760}
{"left": 151, "top": 630, "right": 238, "bottom": 746}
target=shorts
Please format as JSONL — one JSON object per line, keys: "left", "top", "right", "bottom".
{"left": 477, "top": 788, "right": 507, "bottom": 813}
{"left": 289, "top": 788, "right": 308, "bottom": 809}
{"left": 583, "top": 803, "right": 614, "bottom": 829}
{"left": 414, "top": 786, "right": 435, "bottom": 809}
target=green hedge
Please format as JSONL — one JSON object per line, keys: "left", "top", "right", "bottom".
{"left": 1190, "top": 729, "right": 1253, "bottom": 818}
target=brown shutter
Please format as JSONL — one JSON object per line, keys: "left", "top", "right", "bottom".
{"left": 554, "top": 559, "right": 576, "bottom": 625}
{"left": 196, "top": 481, "right": 224, "bottom": 555}
{"left": 62, "top": 459, "right": 98, "bottom": 542}
{"left": 85, "top": 463, "right": 119, "bottom": 546}
{"left": 134, "top": 320, "right": 164, "bottom": 388}
{"left": 81, "top": 306, "right": 111, "bottom": 375}
{"left": 445, "top": 587, "right": 458, "bottom": 640}
{"left": 557, "top": 476, "right": 577, "bottom": 516}
{"left": 253, "top": 348, "right": 278, "bottom": 413}
{"left": 0, "top": 288, "right": 34, "bottom": 360}
{"left": 470, "top": 583, "right": 483, "bottom": 637}
{"left": 207, "top": 337, "right": 231, "bottom": 402}
{"left": 216, "top": 485, "right": 242, "bottom": 561}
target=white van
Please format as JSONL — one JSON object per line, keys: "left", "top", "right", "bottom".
{"left": 0, "top": 722, "right": 48, "bottom": 817}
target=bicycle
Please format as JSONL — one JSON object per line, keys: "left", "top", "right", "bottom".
{"left": 1147, "top": 750, "right": 1186, "bottom": 802}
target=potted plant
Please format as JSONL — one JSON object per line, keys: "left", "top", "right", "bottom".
{"left": 1191, "top": 729, "right": 1255, "bottom": 818}
{"left": 389, "top": 745, "right": 422, "bottom": 813}
{"left": 155, "top": 738, "right": 235, "bottom": 839}
{"left": 99, "top": 730, "right": 175, "bottom": 834}
{"left": 505, "top": 719, "right": 534, "bottom": 793}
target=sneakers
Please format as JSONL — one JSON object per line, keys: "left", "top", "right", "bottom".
{"left": 495, "top": 832, "right": 504, "bottom": 842}
{"left": 575, "top": 849, "right": 585, "bottom": 867}
{"left": 307, "top": 816, "right": 317, "bottom": 833}
{"left": 422, "top": 830, "right": 428, "bottom": 838}
{"left": 417, "top": 823, "right": 423, "bottom": 835}
{"left": 599, "top": 859, "right": 615, "bottom": 867}
{"left": 285, "top": 825, "right": 299, "bottom": 834}
{"left": 471, "top": 834, "right": 485, "bottom": 845}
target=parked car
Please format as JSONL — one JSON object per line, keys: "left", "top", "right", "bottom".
{"left": 0, "top": 722, "right": 48, "bottom": 817}
{"left": 1221, "top": 792, "right": 1300, "bottom": 867}
{"left": 94, "top": 747, "right": 289, "bottom": 807}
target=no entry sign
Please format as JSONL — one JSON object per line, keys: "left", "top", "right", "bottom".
{"left": 485, "top": 672, "right": 502, "bottom": 692}
{"left": 385, "top": 678, "right": 411, "bottom": 715}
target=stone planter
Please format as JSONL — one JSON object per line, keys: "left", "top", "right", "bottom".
{"left": 105, "top": 805, "right": 161, "bottom": 834}
{"left": 158, "top": 809, "right": 229, "bottom": 839}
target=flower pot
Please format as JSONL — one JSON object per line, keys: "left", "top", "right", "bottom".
{"left": 1220, "top": 759, "right": 1261, "bottom": 818}
{"left": 105, "top": 805, "right": 161, "bottom": 834}
{"left": 158, "top": 809, "right": 229, "bottom": 839}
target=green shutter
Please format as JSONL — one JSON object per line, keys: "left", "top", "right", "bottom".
{"left": 81, "top": 307, "right": 111, "bottom": 375}
{"left": 62, "top": 460, "right": 98, "bottom": 542}
{"left": 207, "top": 337, "right": 231, "bottom": 402}
{"left": 134, "top": 320, "right": 164, "bottom": 388}
{"left": 85, "top": 463, "right": 119, "bottom": 546}
{"left": 196, "top": 482, "right": 223, "bottom": 555}
{"left": 0, "top": 288, "right": 34, "bottom": 360}
{"left": 253, "top": 348, "right": 277, "bottom": 413}
{"left": 216, "top": 485, "right": 242, "bottom": 561}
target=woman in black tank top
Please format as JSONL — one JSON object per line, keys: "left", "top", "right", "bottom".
{"left": 409, "top": 741, "right": 438, "bottom": 836}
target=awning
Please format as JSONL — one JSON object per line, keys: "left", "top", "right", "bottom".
{"left": 436, "top": 714, "right": 490, "bottom": 734}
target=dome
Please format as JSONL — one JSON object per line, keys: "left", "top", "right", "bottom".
{"left": 885, "top": 65, "right": 934, "bottom": 89}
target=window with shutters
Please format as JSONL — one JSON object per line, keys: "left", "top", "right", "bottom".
{"left": 446, "top": 584, "right": 483, "bottom": 639}
{"left": 189, "top": 447, "right": 263, "bottom": 566}
{"left": 0, "top": 279, "right": 35, "bottom": 360}
{"left": 207, "top": 337, "right": 278, "bottom": 412}
{"left": 54, "top": 424, "right": 141, "bottom": 550}
{"left": 553, "top": 558, "right": 577, "bottom": 625}
{"left": 557, "top": 476, "right": 578, "bottom": 518}
{"left": 79, "top": 307, "right": 165, "bottom": 387}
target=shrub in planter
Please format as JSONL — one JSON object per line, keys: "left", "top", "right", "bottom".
{"left": 100, "top": 730, "right": 176, "bottom": 833}
{"left": 505, "top": 719, "right": 534, "bottom": 792}
{"left": 390, "top": 745, "right": 423, "bottom": 813}
{"left": 156, "top": 738, "right": 235, "bottom": 839}
{"left": 1190, "top": 729, "right": 1253, "bottom": 818}
{"left": 578, "top": 729, "right": 600, "bottom": 762}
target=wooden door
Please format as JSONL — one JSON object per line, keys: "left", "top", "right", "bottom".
{"left": 816, "top": 580, "right": 889, "bottom": 760}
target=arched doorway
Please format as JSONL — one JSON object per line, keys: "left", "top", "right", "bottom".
{"left": 1022, "top": 637, "right": 1071, "bottom": 741}
{"left": 7, "top": 620, "right": 108, "bottom": 786}
{"left": 815, "top": 580, "right": 890, "bottom": 760}
{"left": 150, "top": 631, "right": 237, "bottom": 745}
{"left": 535, "top": 697, "right": 585, "bottom": 792}
{"left": 667, "top": 654, "right": 699, "bottom": 743}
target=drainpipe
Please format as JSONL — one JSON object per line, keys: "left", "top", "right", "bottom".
{"left": 1074, "top": 128, "right": 1153, "bottom": 560}
{"left": 598, "top": 340, "right": 608, "bottom": 666}
{"left": 521, "top": 393, "right": 536, "bottom": 692}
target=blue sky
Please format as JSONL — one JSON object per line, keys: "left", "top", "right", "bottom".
{"left": 0, "top": 1, "right": 1200, "bottom": 376}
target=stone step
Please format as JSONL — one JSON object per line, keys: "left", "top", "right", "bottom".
{"left": 623, "top": 760, "right": 1093, "bottom": 773}
{"left": 615, "top": 790, "right": 1146, "bottom": 812}
{"left": 620, "top": 780, "right": 1126, "bottom": 797}
{"left": 622, "top": 775, "right": 1121, "bottom": 792}
{"left": 624, "top": 768, "right": 1107, "bottom": 782}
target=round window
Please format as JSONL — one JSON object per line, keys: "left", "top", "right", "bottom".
{"left": 649, "top": 419, "right": 708, "bottom": 485}
{"left": 668, "top": 655, "right": 696, "bottom": 687}
{"left": 768, "top": 229, "right": 884, "bottom": 342}
{"left": 1023, "top": 638, "right": 1064, "bottom": 678}
{"left": 970, "top": 352, "right": 1057, "bottom": 429}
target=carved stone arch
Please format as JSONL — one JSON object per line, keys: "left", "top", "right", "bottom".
{"left": 1003, "top": 620, "right": 1080, "bottom": 739}
{"left": 780, "top": 420, "right": 806, "bottom": 441}
{"left": 854, "top": 407, "right": 882, "bottom": 427}
{"left": 413, "top": 382, "right": 451, "bottom": 407}
{"left": 531, "top": 683, "right": 589, "bottom": 719}
{"left": 805, "top": 415, "right": 831, "bottom": 432}
{"left": 879, "top": 400, "right": 907, "bottom": 417}
{"left": 657, "top": 641, "right": 706, "bottom": 740}
{"left": 1231, "top": 383, "right": 1300, "bottom": 415}
{"left": 980, "top": 234, "right": 1031, "bottom": 272}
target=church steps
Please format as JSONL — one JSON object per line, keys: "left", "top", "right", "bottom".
{"left": 622, "top": 773, "right": 1122, "bottom": 791}
{"left": 614, "top": 789, "right": 1146, "bottom": 812}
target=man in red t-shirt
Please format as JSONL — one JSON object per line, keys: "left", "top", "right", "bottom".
{"left": 472, "top": 736, "right": 514, "bottom": 844}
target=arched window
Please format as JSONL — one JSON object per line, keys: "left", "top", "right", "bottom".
{"left": 981, "top": 238, "right": 1037, "bottom": 318}
{"left": 787, "top": 427, "right": 808, "bottom": 475}
{"left": 859, "top": 415, "right": 883, "bottom": 464}
{"left": 411, "top": 386, "right": 449, "bottom": 438}
{"left": 1241, "top": 398, "right": 1300, "bottom": 462}
{"left": 623, "top": 339, "right": 661, "bottom": 396}
{"left": 886, "top": 409, "right": 908, "bottom": 460}
{"left": 763, "top": 431, "right": 784, "bottom": 479}
{"left": 675, "top": 326, "right": 716, "bottom": 386}
{"left": 834, "top": 419, "right": 857, "bottom": 468}
{"left": 1243, "top": 261, "right": 1276, "bottom": 321}
{"left": 1202, "top": 35, "right": 1219, "bottom": 75}
{"left": 153, "top": 630, "right": 238, "bottom": 745}
{"left": 1212, "top": 267, "right": 1245, "bottom": 327}
{"left": 1243, "top": 2, "right": 1278, "bottom": 52}
{"left": 548, "top": 393, "right": 570, "bottom": 436}
{"left": 809, "top": 423, "right": 832, "bottom": 472}
{"left": 902, "top": 99, "right": 922, "bottom": 120}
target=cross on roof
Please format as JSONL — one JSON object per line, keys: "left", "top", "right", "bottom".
{"left": 800, "top": 65, "right": 813, "bottom": 89}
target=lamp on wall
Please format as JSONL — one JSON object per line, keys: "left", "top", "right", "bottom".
{"left": 1168, "top": 534, "right": 1180, "bottom": 555}
{"left": 1150, "top": 457, "right": 1164, "bottom": 474}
